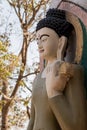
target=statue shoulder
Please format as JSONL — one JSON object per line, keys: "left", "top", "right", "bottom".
{"left": 59, "top": 62, "right": 84, "bottom": 78}
{"left": 68, "top": 64, "right": 84, "bottom": 84}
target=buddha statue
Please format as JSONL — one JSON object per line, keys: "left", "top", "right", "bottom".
{"left": 27, "top": 8, "right": 87, "bottom": 130}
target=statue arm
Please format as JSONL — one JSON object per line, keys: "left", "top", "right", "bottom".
{"left": 27, "top": 102, "right": 35, "bottom": 130}
{"left": 48, "top": 65, "right": 87, "bottom": 130}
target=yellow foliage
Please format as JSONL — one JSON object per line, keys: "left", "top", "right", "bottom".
{"left": 19, "top": 80, "right": 25, "bottom": 86}
{"left": 0, "top": 40, "right": 19, "bottom": 80}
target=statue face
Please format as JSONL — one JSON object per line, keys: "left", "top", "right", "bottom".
{"left": 36, "top": 27, "right": 59, "bottom": 61}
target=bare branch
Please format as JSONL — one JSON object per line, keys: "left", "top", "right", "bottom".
{"left": 27, "top": 0, "right": 43, "bottom": 27}
{"left": 26, "top": 106, "right": 30, "bottom": 119}
{"left": 7, "top": 0, "right": 23, "bottom": 24}
{"left": 10, "top": 69, "right": 24, "bottom": 98}
{"left": 0, "top": 91, "right": 12, "bottom": 101}
{"left": 22, "top": 70, "right": 40, "bottom": 78}
{"left": 31, "top": 0, "right": 35, "bottom": 11}
{"left": 9, "top": 70, "right": 40, "bottom": 80}
{"left": 23, "top": 82, "right": 32, "bottom": 93}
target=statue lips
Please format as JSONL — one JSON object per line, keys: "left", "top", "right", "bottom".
{"left": 39, "top": 48, "right": 44, "bottom": 53}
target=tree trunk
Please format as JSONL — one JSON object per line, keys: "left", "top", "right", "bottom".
{"left": 1, "top": 102, "right": 10, "bottom": 130}
{"left": 1, "top": 81, "right": 10, "bottom": 130}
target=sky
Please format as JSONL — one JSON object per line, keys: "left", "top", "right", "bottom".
{"left": 0, "top": 0, "right": 23, "bottom": 54}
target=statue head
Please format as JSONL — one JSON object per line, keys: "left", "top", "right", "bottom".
{"left": 36, "top": 8, "right": 74, "bottom": 61}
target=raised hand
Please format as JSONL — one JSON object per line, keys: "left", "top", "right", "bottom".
{"left": 46, "top": 61, "right": 73, "bottom": 98}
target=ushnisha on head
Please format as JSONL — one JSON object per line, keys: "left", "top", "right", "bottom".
{"left": 36, "top": 8, "right": 73, "bottom": 38}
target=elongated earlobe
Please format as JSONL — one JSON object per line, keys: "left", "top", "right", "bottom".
{"left": 57, "top": 36, "right": 67, "bottom": 61}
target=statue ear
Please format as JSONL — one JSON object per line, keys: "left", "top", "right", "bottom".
{"left": 57, "top": 36, "right": 67, "bottom": 60}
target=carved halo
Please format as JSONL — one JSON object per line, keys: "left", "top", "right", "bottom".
{"left": 65, "top": 12, "right": 83, "bottom": 64}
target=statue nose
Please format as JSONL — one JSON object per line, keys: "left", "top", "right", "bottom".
{"left": 37, "top": 40, "right": 43, "bottom": 47}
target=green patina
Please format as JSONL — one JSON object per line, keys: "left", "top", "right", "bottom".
{"left": 80, "top": 20, "right": 87, "bottom": 97}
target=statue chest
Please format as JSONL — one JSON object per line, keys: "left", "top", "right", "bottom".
{"left": 32, "top": 74, "right": 48, "bottom": 106}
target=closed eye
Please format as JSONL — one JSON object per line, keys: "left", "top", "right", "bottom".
{"left": 36, "top": 34, "right": 49, "bottom": 44}
{"left": 41, "top": 38, "right": 47, "bottom": 42}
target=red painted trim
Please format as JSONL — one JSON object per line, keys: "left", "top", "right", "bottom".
{"left": 59, "top": 2, "right": 87, "bottom": 27}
